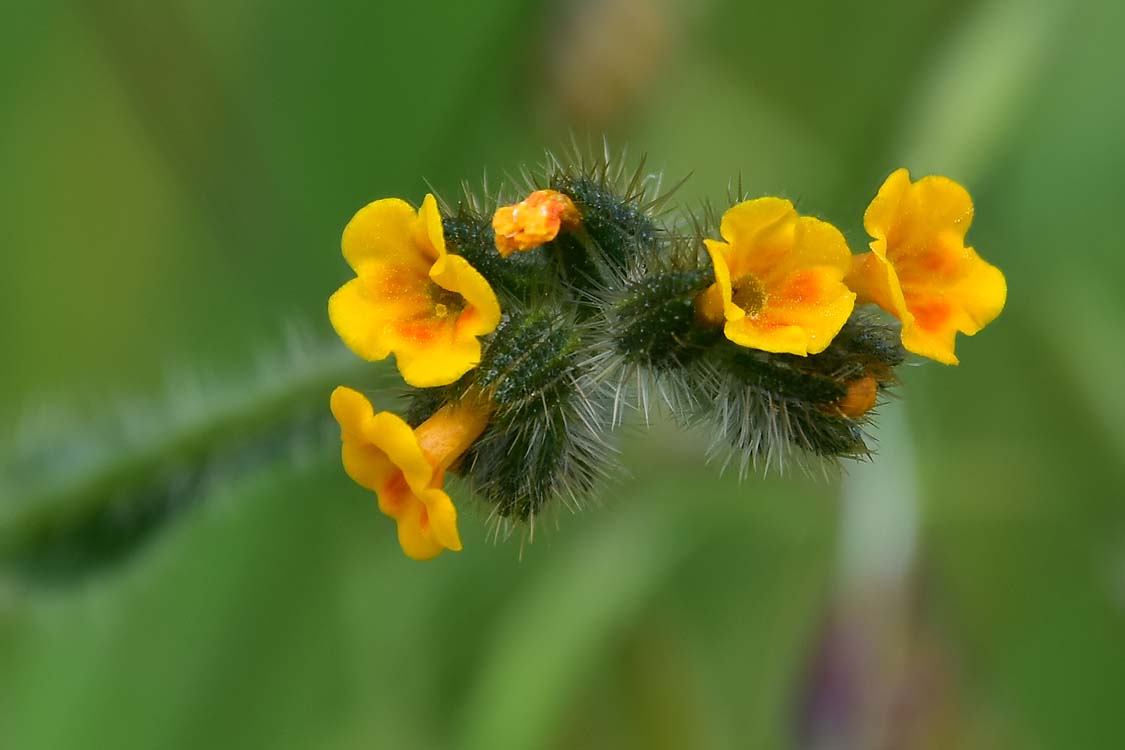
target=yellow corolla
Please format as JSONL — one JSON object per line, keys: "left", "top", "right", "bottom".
{"left": 492, "top": 189, "right": 580, "bottom": 257}
{"left": 695, "top": 198, "right": 856, "bottom": 356}
{"left": 846, "top": 169, "right": 1006, "bottom": 365}
{"left": 329, "top": 194, "right": 502, "bottom": 387}
{"left": 330, "top": 386, "right": 491, "bottom": 560}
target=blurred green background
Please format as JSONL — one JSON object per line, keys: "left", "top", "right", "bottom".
{"left": 2, "top": 0, "right": 1123, "bottom": 748}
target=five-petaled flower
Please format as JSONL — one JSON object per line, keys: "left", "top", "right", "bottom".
{"left": 329, "top": 194, "right": 502, "bottom": 387}
{"left": 845, "top": 169, "right": 1006, "bottom": 365}
{"left": 493, "top": 189, "right": 580, "bottom": 257}
{"left": 330, "top": 386, "right": 491, "bottom": 560}
{"left": 695, "top": 198, "right": 856, "bottom": 356}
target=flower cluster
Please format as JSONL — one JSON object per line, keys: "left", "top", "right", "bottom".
{"left": 328, "top": 152, "right": 1006, "bottom": 560}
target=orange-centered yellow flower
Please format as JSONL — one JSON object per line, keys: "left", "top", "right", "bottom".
{"left": 695, "top": 198, "right": 856, "bottom": 356}
{"left": 329, "top": 194, "right": 502, "bottom": 387}
{"left": 492, "top": 189, "right": 580, "bottom": 257}
{"left": 330, "top": 386, "right": 491, "bottom": 561}
{"left": 845, "top": 169, "right": 1007, "bottom": 365}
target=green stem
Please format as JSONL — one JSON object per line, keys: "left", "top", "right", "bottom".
{"left": 0, "top": 340, "right": 378, "bottom": 557}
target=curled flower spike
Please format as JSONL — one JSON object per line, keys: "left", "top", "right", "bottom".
{"left": 330, "top": 386, "right": 491, "bottom": 560}
{"left": 492, "top": 189, "right": 580, "bottom": 257}
{"left": 846, "top": 169, "right": 1006, "bottom": 365}
{"left": 329, "top": 194, "right": 502, "bottom": 387}
{"left": 320, "top": 150, "right": 1005, "bottom": 560}
{"left": 695, "top": 198, "right": 856, "bottom": 356}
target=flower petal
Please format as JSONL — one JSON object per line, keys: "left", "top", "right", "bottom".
{"left": 845, "top": 251, "right": 912, "bottom": 325}
{"left": 329, "top": 387, "right": 437, "bottom": 494}
{"left": 395, "top": 498, "right": 448, "bottom": 561}
{"left": 418, "top": 193, "right": 448, "bottom": 258}
{"left": 898, "top": 249, "right": 1007, "bottom": 365}
{"left": 703, "top": 239, "right": 742, "bottom": 322}
{"left": 719, "top": 197, "right": 793, "bottom": 248}
{"left": 393, "top": 326, "right": 482, "bottom": 388}
{"left": 866, "top": 170, "right": 974, "bottom": 260}
{"left": 899, "top": 298, "right": 962, "bottom": 365}
{"left": 366, "top": 411, "right": 436, "bottom": 495}
{"left": 724, "top": 318, "right": 814, "bottom": 355}
{"left": 492, "top": 206, "right": 522, "bottom": 257}
{"left": 430, "top": 254, "right": 502, "bottom": 335}
{"left": 760, "top": 217, "right": 855, "bottom": 290}
{"left": 329, "top": 384, "right": 375, "bottom": 436}
{"left": 863, "top": 168, "right": 911, "bottom": 254}
{"left": 341, "top": 198, "right": 433, "bottom": 275}
{"left": 331, "top": 386, "right": 395, "bottom": 491}
{"left": 418, "top": 488, "right": 463, "bottom": 552}
{"left": 725, "top": 267, "right": 855, "bottom": 355}
{"left": 328, "top": 277, "right": 394, "bottom": 362}
{"left": 719, "top": 197, "right": 797, "bottom": 280}
{"left": 945, "top": 246, "right": 1007, "bottom": 332}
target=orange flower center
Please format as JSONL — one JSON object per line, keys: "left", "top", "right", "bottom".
{"left": 383, "top": 471, "right": 410, "bottom": 511}
{"left": 428, "top": 282, "right": 465, "bottom": 320}
{"left": 731, "top": 274, "right": 766, "bottom": 316}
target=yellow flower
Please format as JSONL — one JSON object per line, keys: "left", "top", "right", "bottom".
{"left": 695, "top": 198, "right": 856, "bottom": 356}
{"left": 492, "top": 189, "right": 580, "bottom": 257}
{"left": 330, "top": 386, "right": 491, "bottom": 560}
{"left": 846, "top": 169, "right": 1006, "bottom": 365}
{"left": 329, "top": 194, "right": 502, "bottom": 387}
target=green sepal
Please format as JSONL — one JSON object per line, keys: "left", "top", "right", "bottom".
{"left": 612, "top": 268, "right": 718, "bottom": 369}
{"left": 443, "top": 212, "right": 551, "bottom": 304}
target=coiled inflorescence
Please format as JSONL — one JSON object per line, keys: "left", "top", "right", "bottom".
{"left": 327, "top": 149, "right": 1007, "bottom": 560}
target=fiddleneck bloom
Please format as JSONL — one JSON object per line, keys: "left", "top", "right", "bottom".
{"left": 329, "top": 194, "right": 502, "bottom": 387}
{"left": 330, "top": 386, "right": 491, "bottom": 560}
{"left": 695, "top": 198, "right": 856, "bottom": 356}
{"left": 846, "top": 169, "right": 1006, "bottom": 365}
{"left": 492, "top": 189, "right": 580, "bottom": 256}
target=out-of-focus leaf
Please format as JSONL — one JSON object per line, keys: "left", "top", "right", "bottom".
{"left": 892, "top": 0, "right": 1059, "bottom": 181}
{"left": 456, "top": 479, "right": 699, "bottom": 750}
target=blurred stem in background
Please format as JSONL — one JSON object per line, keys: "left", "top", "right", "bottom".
{"left": 799, "top": 404, "right": 942, "bottom": 749}
{"left": 797, "top": 0, "right": 1057, "bottom": 746}
{"left": 0, "top": 334, "right": 375, "bottom": 584}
